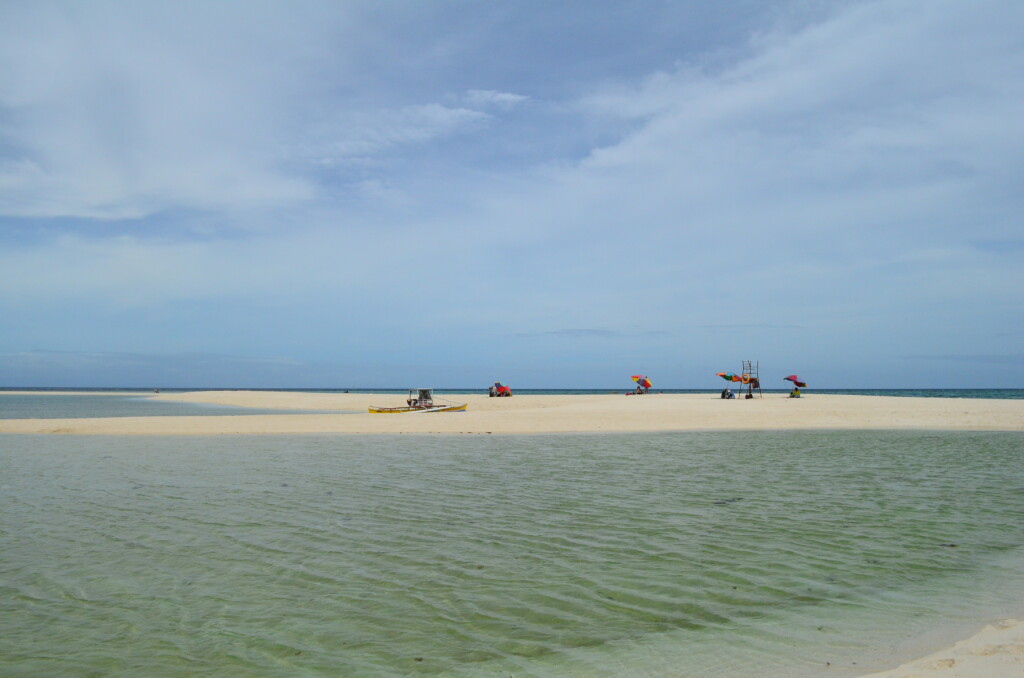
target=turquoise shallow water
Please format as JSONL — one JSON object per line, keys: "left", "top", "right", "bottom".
{"left": 0, "top": 394, "right": 343, "bottom": 419}
{"left": 1, "top": 431, "right": 1022, "bottom": 677}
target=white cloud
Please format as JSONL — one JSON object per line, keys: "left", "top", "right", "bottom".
{"left": 0, "top": 2, "right": 509, "bottom": 219}
{"left": 0, "top": 1, "right": 336, "bottom": 219}
{"left": 308, "top": 103, "right": 489, "bottom": 163}
{"left": 464, "top": 89, "right": 529, "bottom": 110}
{"left": 563, "top": 0, "right": 1024, "bottom": 246}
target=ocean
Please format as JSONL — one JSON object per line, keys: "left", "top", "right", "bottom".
{"left": 2, "top": 426, "right": 1022, "bottom": 677}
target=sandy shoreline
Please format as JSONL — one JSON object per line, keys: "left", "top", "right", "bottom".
{"left": 854, "top": 618, "right": 1023, "bottom": 678}
{"left": 0, "top": 390, "right": 1021, "bottom": 435}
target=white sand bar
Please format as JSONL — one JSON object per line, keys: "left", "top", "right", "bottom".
{"left": 0, "top": 391, "right": 1021, "bottom": 435}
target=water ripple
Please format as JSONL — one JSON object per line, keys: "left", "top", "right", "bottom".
{"left": 1, "top": 430, "right": 1022, "bottom": 677}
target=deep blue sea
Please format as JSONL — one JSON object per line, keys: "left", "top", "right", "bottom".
{"left": 374, "top": 388, "right": 1020, "bottom": 398}
{"left": 3, "top": 387, "right": 1022, "bottom": 399}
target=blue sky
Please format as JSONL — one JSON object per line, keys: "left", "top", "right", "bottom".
{"left": 1, "top": 0, "right": 1022, "bottom": 389}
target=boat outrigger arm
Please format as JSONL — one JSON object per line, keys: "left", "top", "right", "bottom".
{"left": 368, "top": 388, "right": 468, "bottom": 413}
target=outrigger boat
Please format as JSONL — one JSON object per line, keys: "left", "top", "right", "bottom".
{"left": 368, "top": 388, "right": 468, "bottom": 414}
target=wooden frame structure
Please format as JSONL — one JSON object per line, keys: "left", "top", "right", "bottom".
{"left": 741, "top": 360, "right": 762, "bottom": 398}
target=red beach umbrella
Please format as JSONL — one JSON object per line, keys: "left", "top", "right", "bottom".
{"left": 632, "top": 375, "right": 652, "bottom": 389}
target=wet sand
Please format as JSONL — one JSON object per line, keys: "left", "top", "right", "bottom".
{"left": 854, "top": 619, "right": 1023, "bottom": 678}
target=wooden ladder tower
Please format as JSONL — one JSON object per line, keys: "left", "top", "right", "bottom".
{"left": 741, "top": 360, "right": 762, "bottom": 398}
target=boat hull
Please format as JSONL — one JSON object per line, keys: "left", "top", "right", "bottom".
{"left": 368, "top": 403, "right": 467, "bottom": 413}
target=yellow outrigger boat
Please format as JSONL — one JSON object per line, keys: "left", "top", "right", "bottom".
{"left": 368, "top": 388, "right": 468, "bottom": 414}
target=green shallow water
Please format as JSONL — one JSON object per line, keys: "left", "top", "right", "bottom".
{"left": 1, "top": 431, "right": 1022, "bottom": 677}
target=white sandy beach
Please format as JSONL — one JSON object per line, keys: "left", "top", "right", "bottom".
{"left": 0, "top": 391, "right": 1021, "bottom": 436}
{"left": 2, "top": 390, "right": 1022, "bottom": 677}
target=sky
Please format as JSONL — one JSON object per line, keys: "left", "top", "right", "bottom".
{"left": 1, "top": 0, "right": 1022, "bottom": 389}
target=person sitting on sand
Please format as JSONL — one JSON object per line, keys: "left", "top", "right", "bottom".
{"left": 721, "top": 388, "right": 733, "bottom": 399}
{"left": 789, "top": 387, "right": 801, "bottom": 398}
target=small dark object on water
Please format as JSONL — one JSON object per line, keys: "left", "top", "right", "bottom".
{"left": 414, "top": 657, "right": 424, "bottom": 662}
{"left": 940, "top": 543, "right": 958, "bottom": 547}
{"left": 713, "top": 497, "right": 743, "bottom": 505}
